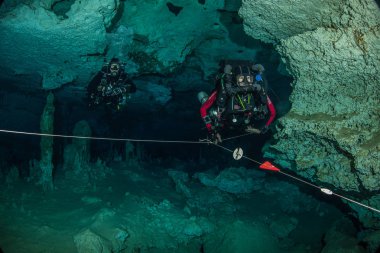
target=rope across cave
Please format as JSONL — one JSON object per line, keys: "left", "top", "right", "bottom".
{"left": 0, "top": 128, "right": 379, "bottom": 214}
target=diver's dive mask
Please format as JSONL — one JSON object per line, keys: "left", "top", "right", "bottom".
{"left": 236, "top": 66, "right": 254, "bottom": 86}
{"left": 110, "top": 63, "right": 120, "bottom": 76}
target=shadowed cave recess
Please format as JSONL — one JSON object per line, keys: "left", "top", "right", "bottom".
{"left": 0, "top": 0, "right": 379, "bottom": 253}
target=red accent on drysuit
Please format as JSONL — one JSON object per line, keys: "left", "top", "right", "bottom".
{"left": 265, "top": 96, "right": 276, "bottom": 127}
{"left": 200, "top": 90, "right": 217, "bottom": 132}
{"left": 259, "top": 161, "right": 280, "bottom": 172}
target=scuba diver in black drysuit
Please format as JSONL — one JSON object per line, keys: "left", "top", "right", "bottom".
{"left": 87, "top": 58, "right": 136, "bottom": 111}
{"left": 199, "top": 60, "right": 276, "bottom": 144}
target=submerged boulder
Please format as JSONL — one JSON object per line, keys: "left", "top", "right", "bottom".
{"left": 362, "top": 229, "right": 380, "bottom": 253}
{"left": 204, "top": 220, "right": 280, "bottom": 253}
{"left": 74, "top": 229, "right": 112, "bottom": 253}
{"left": 321, "top": 218, "right": 366, "bottom": 253}
{"left": 63, "top": 120, "right": 92, "bottom": 183}
{"left": 350, "top": 194, "right": 380, "bottom": 229}
{"left": 269, "top": 215, "right": 298, "bottom": 239}
{"left": 195, "top": 167, "right": 265, "bottom": 194}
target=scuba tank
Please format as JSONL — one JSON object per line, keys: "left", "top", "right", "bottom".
{"left": 197, "top": 91, "right": 209, "bottom": 104}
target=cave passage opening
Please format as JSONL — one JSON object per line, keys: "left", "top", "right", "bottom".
{"left": 0, "top": 3, "right": 293, "bottom": 179}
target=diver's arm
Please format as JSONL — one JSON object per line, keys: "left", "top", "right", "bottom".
{"left": 103, "top": 77, "right": 136, "bottom": 96}
{"left": 200, "top": 90, "right": 217, "bottom": 132}
{"left": 121, "top": 75, "right": 136, "bottom": 93}
{"left": 103, "top": 86, "right": 126, "bottom": 96}
{"left": 88, "top": 72, "right": 103, "bottom": 94}
{"left": 87, "top": 72, "right": 104, "bottom": 105}
{"left": 106, "top": 82, "right": 135, "bottom": 96}
{"left": 264, "top": 96, "right": 276, "bottom": 127}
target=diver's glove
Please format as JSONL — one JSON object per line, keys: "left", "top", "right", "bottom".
{"left": 245, "top": 126, "right": 261, "bottom": 134}
{"left": 260, "top": 125, "right": 269, "bottom": 134}
{"left": 89, "top": 93, "right": 100, "bottom": 106}
{"left": 210, "top": 131, "right": 222, "bottom": 144}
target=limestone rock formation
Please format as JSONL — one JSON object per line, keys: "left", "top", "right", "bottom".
{"left": 39, "top": 92, "right": 55, "bottom": 191}
{"left": 262, "top": 181, "right": 316, "bottom": 214}
{"left": 362, "top": 229, "right": 380, "bottom": 253}
{"left": 118, "top": 0, "right": 225, "bottom": 73}
{"left": 239, "top": 0, "right": 338, "bottom": 44}
{"left": 0, "top": 0, "right": 120, "bottom": 89}
{"left": 74, "top": 229, "right": 112, "bottom": 253}
{"left": 63, "top": 120, "right": 92, "bottom": 183}
{"left": 240, "top": 0, "right": 380, "bottom": 222}
{"left": 168, "top": 169, "right": 192, "bottom": 197}
{"left": 194, "top": 167, "right": 265, "bottom": 194}
{"left": 350, "top": 194, "right": 380, "bottom": 229}
{"left": 272, "top": 25, "right": 380, "bottom": 192}
{"left": 321, "top": 218, "right": 366, "bottom": 253}
{"left": 0, "top": 0, "right": 261, "bottom": 91}
{"left": 269, "top": 215, "right": 298, "bottom": 239}
{"left": 204, "top": 220, "right": 280, "bottom": 253}
{"left": 240, "top": 0, "right": 379, "bottom": 44}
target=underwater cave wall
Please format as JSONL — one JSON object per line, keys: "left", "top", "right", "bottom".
{"left": 240, "top": 0, "right": 380, "bottom": 226}
{"left": 0, "top": 0, "right": 120, "bottom": 89}
{"left": 0, "top": 0, "right": 257, "bottom": 89}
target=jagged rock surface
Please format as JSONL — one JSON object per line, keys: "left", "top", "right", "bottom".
{"left": 0, "top": 0, "right": 265, "bottom": 91}
{"left": 240, "top": 0, "right": 380, "bottom": 225}
{"left": 240, "top": 0, "right": 380, "bottom": 230}
{"left": 239, "top": 0, "right": 379, "bottom": 44}
{"left": 117, "top": 0, "right": 226, "bottom": 74}
{"left": 63, "top": 120, "right": 92, "bottom": 184}
{"left": 194, "top": 167, "right": 265, "bottom": 194}
{"left": 272, "top": 24, "right": 380, "bottom": 192}
{"left": 0, "top": 0, "right": 120, "bottom": 89}
{"left": 204, "top": 220, "right": 281, "bottom": 253}
{"left": 39, "top": 92, "right": 55, "bottom": 191}
{"left": 74, "top": 229, "right": 112, "bottom": 253}
{"left": 321, "top": 218, "right": 366, "bottom": 253}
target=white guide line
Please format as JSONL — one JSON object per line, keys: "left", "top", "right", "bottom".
{"left": 0, "top": 129, "right": 206, "bottom": 144}
{"left": 0, "top": 128, "right": 379, "bottom": 214}
{"left": 212, "top": 142, "right": 380, "bottom": 214}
